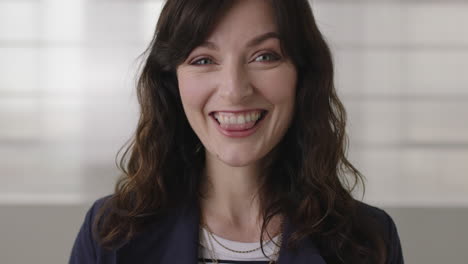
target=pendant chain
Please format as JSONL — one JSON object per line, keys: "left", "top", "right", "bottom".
{"left": 203, "top": 223, "right": 266, "bottom": 253}
{"left": 199, "top": 221, "right": 283, "bottom": 264}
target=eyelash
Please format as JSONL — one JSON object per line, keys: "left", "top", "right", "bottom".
{"left": 190, "top": 52, "right": 281, "bottom": 66}
{"left": 253, "top": 53, "right": 281, "bottom": 62}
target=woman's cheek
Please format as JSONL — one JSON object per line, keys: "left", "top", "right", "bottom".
{"left": 178, "top": 72, "right": 214, "bottom": 109}
{"left": 252, "top": 65, "right": 297, "bottom": 103}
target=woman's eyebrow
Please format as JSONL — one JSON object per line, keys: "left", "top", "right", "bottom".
{"left": 198, "top": 32, "right": 280, "bottom": 50}
{"left": 246, "top": 32, "right": 280, "bottom": 48}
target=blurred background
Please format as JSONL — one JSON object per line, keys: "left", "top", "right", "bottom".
{"left": 1, "top": 0, "right": 467, "bottom": 263}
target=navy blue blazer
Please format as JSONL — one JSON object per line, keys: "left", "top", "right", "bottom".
{"left": 70, "top": 195, "right": 404, "bottom": 264}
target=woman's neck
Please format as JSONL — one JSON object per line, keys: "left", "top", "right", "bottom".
{"left": 199, "top": 152, "right": 281, "bottom": 242}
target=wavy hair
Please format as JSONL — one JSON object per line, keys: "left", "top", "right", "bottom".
{"left": 93, "top": 0, "right": 387, "bottom": 263}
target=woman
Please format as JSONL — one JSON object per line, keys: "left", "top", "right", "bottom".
{"left": 70, "top": 0, "right": 404, "bottom": 263}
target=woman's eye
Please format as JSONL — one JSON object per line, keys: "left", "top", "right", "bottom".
{"left": 191, "top": 58, "right": 214, "bottom": 65}
{"left": 254, "top": 53, "right": 280, "bottom": 62}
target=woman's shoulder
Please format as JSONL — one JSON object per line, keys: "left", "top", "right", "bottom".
{"left": 71, "top": 194, "right": 177, "bottom": 262}
{"left": 354, "top": 200, "right": 398, "bottom": 235}
{"left": 353, "top": 200, "right": 404, "bottom": 263}
{"left": 87, "top": 194, "right": 113, "bottom": 218}
{"left": 355, "top": 200, "right": 393, "bottom": 222}
{"left": 80, "top": 194, "right": 114, "bottom": 233}
{"left": 69, "top": 194, "right": 114, "bottom": 263}
{"left": 70, "top": 194, "right": 200, "bottom": 263}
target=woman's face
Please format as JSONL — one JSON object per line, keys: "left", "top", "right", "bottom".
{"left": 176, "top": 0, "right": 297, "bottom": 167}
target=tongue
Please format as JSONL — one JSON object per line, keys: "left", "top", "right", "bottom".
{"left": 219, "top": 120, "right": 257, "bottom": 131}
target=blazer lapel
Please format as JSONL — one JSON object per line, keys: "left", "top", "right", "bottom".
{"left": 158, "top": 203, "right": 200, "bottom": 263}
{"left": 116, "top": 202, "right": 326, "bottom": 264}
{"left": 277, "top": 217, "right": 327, "bottom": 264}
{"left": 115, "top": 203, "right": 200, "bottom": 264}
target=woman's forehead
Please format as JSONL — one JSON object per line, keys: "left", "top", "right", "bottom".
{"left": 196, "top": 32, "right": 281, "bottom": 54}
{"left": 203, "top": 0, "right": 278, "bottom": 45}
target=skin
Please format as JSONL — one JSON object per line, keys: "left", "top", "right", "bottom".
{"left": 176, "top": 0, "right": 297, "bottom": 242}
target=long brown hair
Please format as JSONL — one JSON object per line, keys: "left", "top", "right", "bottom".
{"left": 93, "top": 0, "right": 386, "bottom": 263}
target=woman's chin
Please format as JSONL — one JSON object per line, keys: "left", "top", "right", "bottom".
{"left": 216, "top": 153, "right": 262, "bottom": 168}
{"left": 222, "top": 160, "right": 254, "bottom": 168}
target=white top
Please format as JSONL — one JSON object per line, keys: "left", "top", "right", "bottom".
{"left": 198, "top": 227, "right": 281, "bottom": 263}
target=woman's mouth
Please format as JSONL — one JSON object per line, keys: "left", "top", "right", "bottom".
{"left": 210, "top": 110, "right": 268, "bottom": 137}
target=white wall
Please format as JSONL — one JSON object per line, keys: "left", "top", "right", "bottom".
{"left": 312, "top": 0, "right": 468, "bottom": 207}
{"left": 0, "top": 0, "right": 164, "bottom": 205}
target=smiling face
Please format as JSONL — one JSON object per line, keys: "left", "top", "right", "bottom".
{"left": 176, "top": 0, "right": 297, "bottom": 168}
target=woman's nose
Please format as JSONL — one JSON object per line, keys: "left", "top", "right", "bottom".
{"left": 218, "top": 63, "right": 253, "bottom": 103}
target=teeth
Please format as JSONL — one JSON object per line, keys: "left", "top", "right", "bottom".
{"left": 213, "top": 111, "right": 264, "bottom": 125}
